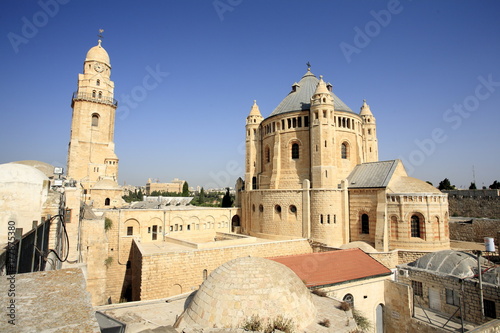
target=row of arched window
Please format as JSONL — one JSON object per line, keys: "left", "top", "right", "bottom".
{"left": 360, "top": 213, "right": 426, "bottom": 239}
{"left": 92, "top": 90, "right": 103, "bottom": 99}
{"left": 263, "top": 141, "right": 350, "bottom": 162}
{"left": 252, "top": 204, "right": 298, "bottom": 214}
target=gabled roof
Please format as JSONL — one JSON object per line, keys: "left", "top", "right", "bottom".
{"left": 268, "top": 69, "right": 353, "bottom": 118}
{"left": 347, "top": 160, "right": 399, "bottom": 189}
{"left": 269, "top": 248, "right": 392, "bottom": 288}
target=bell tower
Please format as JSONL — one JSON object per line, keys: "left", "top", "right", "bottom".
{"left": 67, "top": 37, "right": 119, "bottom": 191}
{"left": 245, "top": 100, "right": 263, "bottom": 191}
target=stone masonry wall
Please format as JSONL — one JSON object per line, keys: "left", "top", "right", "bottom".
{"left": 449, "top": 218, "right": 500, "bottom": 243}
{"left": 135, "top": 239, "right": 312, "bottom": 301}
{"left": 449, "top": 196, "right": 500, "bottom": 219}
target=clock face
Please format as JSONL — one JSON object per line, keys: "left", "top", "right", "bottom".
{"left": 94, "top": 63, "right": 104, "bottom": 73}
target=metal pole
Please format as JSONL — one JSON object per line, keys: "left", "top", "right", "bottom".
{"left": 460, "top": 279, "right": 465, "bottom": 333}
{"left": 31, "top": 221, "right": 38, "bottom": 272}
{"left": 477, "top": 250, "right": 485, "bottom": 319}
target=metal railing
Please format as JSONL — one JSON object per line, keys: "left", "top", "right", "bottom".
{"left": 72, "top": 91, "right": 118, "bottom": 107}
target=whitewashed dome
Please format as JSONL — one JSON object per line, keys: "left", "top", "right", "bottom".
{"left": 85, "top": 40, "right": 110, "bottom": 65}
{"left": 182, "top": 256, "right": 317, "bottom": 330}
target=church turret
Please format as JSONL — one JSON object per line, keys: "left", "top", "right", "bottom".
{"left": 67, "top": 37, "right": 119, "bottom": 195}
{"left": 360, "top": 100, "right": 378, "bottom": 162}
{"left": 245, "top": 100, "right": 263, "bottom": 190}
{"left": 310, "top": 75, "right": 336, "bottom": 188}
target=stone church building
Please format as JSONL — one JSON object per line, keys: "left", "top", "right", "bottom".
{"left": 240, "top": 69, "right": 450, "bottom": 251}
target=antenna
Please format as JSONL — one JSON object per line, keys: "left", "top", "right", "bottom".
{"left": 473, "top": 165, "right": 476, "bottom": 185}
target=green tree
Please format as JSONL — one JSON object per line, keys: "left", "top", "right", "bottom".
{"left": 469, "top": 182, "right": 477, "bottom": 190}
{"left": 221, "top": 188, "right": 233, "bottom": 207}
{"left": 426, "top": 181, "right": 433, "bottom": 186}
{"left": 438, "top": 178, "right": 454, "bottom": 191}
{"left": 490, "top": 180, "right": 500, "bottom": 189}
{"left": 182, "top": 181, "right": 190, "bottom": 196}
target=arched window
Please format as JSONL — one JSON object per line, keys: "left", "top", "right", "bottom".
{"left": 411, "top": 215, "right": 421, "bottom": 238}
{"left": 92, "top": 90, "right": 96, "bottom": 98}
{"left": 291, "top": 143, "right": 299, "bottom": 159}
{"left": 98, "top": 91, "right": 102, "bottom": 99}
{"left": 361, "top": 214, "right": 369, "bottom": 234}
{"left": 203, "top": 269, "right": 208, "bottom": 280}
{"left": 91, "top": 114, "right": 99, "bottom": 127}
{"left": 343, "top": 294, "right": 354, "bottom": 307}
{"left": 265, "top": 146, "right": 270, "bottom": 163}
{"left": 341, "top": 142, "right": 349, "bottom": 159}
{"left": 104, "top": 198, "right": 110, "bottom": 206}
{"left": 96, "top": 79, "right": 100, "bottom": 86}
{"left": 252, "top": 176, "right": 257, "bottom": 190}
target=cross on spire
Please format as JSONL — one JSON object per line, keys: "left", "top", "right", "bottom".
{"left": 306, "top": 61, "right": 311, "bottom": 70}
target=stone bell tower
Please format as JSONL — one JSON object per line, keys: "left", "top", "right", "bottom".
{"left": 67, "top": 37, "right": 119, "bottom": 192}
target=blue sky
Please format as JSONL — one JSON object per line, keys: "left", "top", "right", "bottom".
{"left": 1, "top": 0, "right": 499, "bottom": 189}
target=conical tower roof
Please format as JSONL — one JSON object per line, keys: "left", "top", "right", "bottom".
{"left": 248, "top": 100, "right": 262, "bottom": 117}
{"left": 359, "top": 99, "right": 373, "bottom": 116}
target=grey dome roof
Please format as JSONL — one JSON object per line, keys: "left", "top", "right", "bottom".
{"left": 268, "top": 69, "right": 353, "bottom": 118}
{"left": 407, "top": 250, "right": 480, "bottom": 278}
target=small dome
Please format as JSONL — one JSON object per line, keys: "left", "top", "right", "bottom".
{"left": 340, "top": 241, "right": 378, "bottom": 253}
{"left": 407, "top": 250, "right": 481, "bottom": 278}
{"left": 182, "top": 256, "right": 317, "bottom": 330}
{"left": 85, "top": 40, "right": 110, "bottom": 65}
{"left": 0, "top": 163, "right": 48, "bottom": 184}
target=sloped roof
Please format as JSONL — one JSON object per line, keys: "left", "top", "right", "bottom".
{"left": 388, "top": 176, "right": 442, "bottom": 194}
{"left": 268, "top": 69, "right": 353, "bottom": 118}
{"left": 347, "top": 160, "right": 399, "bottom": 188}
{"left": 269, "top": 248, "right": 391, "bottom": 288}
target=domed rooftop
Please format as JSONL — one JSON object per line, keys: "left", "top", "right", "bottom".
{"left": 182, "top": 256, "right": 317, "bottom": 330}
{"left": 268, "top": 69, "right": 353, "bottom": 118}
{"left": 11, "top": 160, "right": 55, "bottom": 178}
{"left": 407, "top": 250, "right": 482, "bottom": 278}
{"left": 340, "top": 241, "right": 378, "bottom": 253}
{"left": 0, "top": 163, "right": 48, "bottom": 184}
{"left": 389, "top": 176, "right": 442, "bottom": 194}
{"left": 85, "top": 40, "right": 110, "bottom": 65}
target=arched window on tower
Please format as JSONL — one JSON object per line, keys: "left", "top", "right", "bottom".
{"left": 361, "top": 214, "right": 369, "bottom": 234}
{"left": 341, "top": 142, "right": 349, "bottom": 159}
{"left": 105, "top": 198, "right": 110, "bottom": 206}
{"left": 92, "top": 90, "right": 96, "bottom": 98}
{"left": 291, "top": 143, "right": 299, "bottom": 159}
{"left": 91, "top": 114, "right": 99, "bottom": 127}
{"left": 98, "top": 91, "right": 102, "bottom": 99}
{"left": 96, "top": 79, "right": 100, "bottom": 86}
{"left": 411, "top": 215, "right": 421, "bottom": 238}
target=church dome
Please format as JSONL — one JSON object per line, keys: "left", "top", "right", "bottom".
{"left": 85, "top": 40, "right": 110, "bottom": 65}
{"left": 182, "top": 256, "right": 317, "bottom": 330}
{"left": 93, "top": 178, "right": 120, "bottom": 190}
{"left": 268, "top": 69, "right": 352, "bottom": 118}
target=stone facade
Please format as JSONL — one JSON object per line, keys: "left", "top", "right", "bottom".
{"left": 241, "top": 69, "right": 450, "bottom": 252}
{"left": 145, "top": 178, "right": 185, "bottom": 195}
{"left": 130, "top": 238, "right": 312, "bottom": 301}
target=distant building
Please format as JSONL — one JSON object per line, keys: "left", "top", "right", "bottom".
{"left": 145, "top": 178, "right": 185, "bottom": 195}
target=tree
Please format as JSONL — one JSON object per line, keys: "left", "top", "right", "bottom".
{"left": 426, "top": 181, "right": 433, "bottom": 186}
{"left": 182, "top": 181, "right": 190, "bottom": 196}
{"left": 438, "top": 178, "right": 455, "bottom": 191}
{"left": 221, "top": 188, "right": 233, "bottom": 207}
{"left": 490, "top": 180, "right": 500, "bottom": 189}
{"left": 469, "top": 182, "right": 477, "bottom": 190}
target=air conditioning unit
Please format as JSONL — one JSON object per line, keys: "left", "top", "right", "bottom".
{"left": 398, "top": 269, "right": 409, "bottom": 277}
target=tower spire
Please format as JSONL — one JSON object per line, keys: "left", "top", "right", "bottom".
{"left": 97, "top": 29, "right": 104, "bottom": 46}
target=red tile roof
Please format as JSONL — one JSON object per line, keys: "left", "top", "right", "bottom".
{"left": 268, "top": 248, "right": 392, "bottom": 288}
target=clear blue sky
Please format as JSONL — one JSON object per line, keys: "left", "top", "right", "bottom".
{"left": 1, "top": 0, "right": 499, "bottom": 189}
